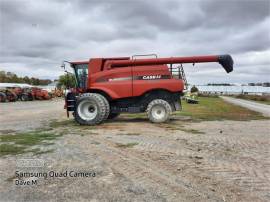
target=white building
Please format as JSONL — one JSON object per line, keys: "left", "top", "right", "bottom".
{"left": 37, "top": 81, "right": 58, "bottom": 93}
{"left": 0, "top": 83, "right": 33, "bottom": 88}
{"left": 188, "top": 85, "right": 270, "bottom": 95}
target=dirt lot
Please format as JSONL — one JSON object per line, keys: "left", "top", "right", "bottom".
{"left": 0, "top": 99, "right": 66, "bottom": 131}
{"left": 0, "top": 99, "right": 269, "bottom": 202}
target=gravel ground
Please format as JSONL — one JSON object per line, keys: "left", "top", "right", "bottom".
{"left": 0, "top": 100, "right": 269, "bottom": 202}
{"left": 0, "top": 99, "right": 66, "bottom": 131}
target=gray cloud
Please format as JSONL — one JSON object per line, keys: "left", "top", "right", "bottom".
{"left": 200, "top": 0, "right": 269, "bottom": 28}
{"left": 0, "top": 0, "right": 269, "bottom": 83}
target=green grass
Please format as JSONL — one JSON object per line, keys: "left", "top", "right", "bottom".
{"left": 0, "top": 131, "right": 62, "bottom": 156}
{"left": 177, "top": 97, "right": 267, "bottom": 121}
{"left": 0, "top": 119, "right": 97, "bottom": 156}
{"left": 115, "top": 142, "right": 139, "bottom": 148}
{"left": 0, "top": 144, "right": 27, "bottom": 156}
{"left": 121, "top": 97, "right": 267, "bottom": 122}
{"left": 0, "top": 132, "right": 62, "bottom": 146}
{"left": 255, "top": 100, "right": 270, "bottom": 105}
{"left": 0, "top": 144, "right": 55, "bottom": 156}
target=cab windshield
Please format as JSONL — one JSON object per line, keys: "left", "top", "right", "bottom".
{"left": 72, "top": 63, "right": 88, "bottom": 89}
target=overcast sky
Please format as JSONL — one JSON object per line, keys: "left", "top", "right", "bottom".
{"left": 0, "top": 0, "right": 269, "bottom": 84}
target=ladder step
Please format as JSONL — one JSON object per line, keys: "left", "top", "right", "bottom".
{"left": 179, "top": 65, "right": 188, "bottom": 90}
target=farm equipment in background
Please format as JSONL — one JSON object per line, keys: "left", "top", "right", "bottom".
{"left": 31, "top": 87, "right": 51, "bottom": 100}
{"left": 62, "top": 54, "right": 234, "bottom": 125}
{"left": 11, "top": 87, "right": 34, "bottom": 101}
{"left": 0, "top": 86, "right": 52, "bottom": 102}
{"left": 12, "top": 87, "right": 23, "bottom": 100}
{"left": 0, "top": 88, "right": 17, "bottom": 102}
{"left": 0, "top": 89, "right": 7, "bottom": 102}
{"left": 51, "top": 88, "right": 64, "bottom": 98}
{"left": 21, "top": 88, "right": 34, "bottom": 101}
{"left": 184, "top": 92, "right": 199, "bottom": 104}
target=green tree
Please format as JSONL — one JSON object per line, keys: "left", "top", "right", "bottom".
{"left": 0, "top": 71, "right": 52, "bottom": 85}
{"left": 0, "top": 71, "right": 6, "bottom": 82}
{"left": 57, "top": 73, "right": 76, "bottom": 89}
{"left": 23, "top": 76, "right": 31, "bottom": 84}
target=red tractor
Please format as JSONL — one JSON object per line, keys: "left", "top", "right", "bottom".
{"left": 14, "top": 87, "right": 34, "bottom": 101}
{"left": 0, "top": 88, "right": 17, "bottom": 102}
{"left": 31, "top": 87, "right": 51, "bottom": 100}
{"left": 63, "top": 54, "right": 233, "bottom": 125}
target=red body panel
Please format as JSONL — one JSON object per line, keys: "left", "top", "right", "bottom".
{"left": 132, "top": 65, "right": 183, "bottom": 97}
{"left": 87, "top": 59, "right": 183, "bottom": 99}
{"left": 89, "top": 65, "right": 183, "bottom": 99}
{"left": 90, "top": 66, "right": 132, "bottom": 99}
{"left": 133, "top": 79, "right": 184, "bottom": 97}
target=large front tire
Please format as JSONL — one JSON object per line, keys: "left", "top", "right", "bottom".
{"left": 146, "top": 99, "right": 172, "bottom": 123}
{"left": 74, "top": 93, "right": 107, "bottom": 125}
{"left": 99, "top": 95, "right": 110, "bottom": 121}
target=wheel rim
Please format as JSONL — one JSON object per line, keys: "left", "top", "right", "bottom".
{"left": 77, "top": 100, "right": 98, "bottom": 121}
{"left": 151, "top": 105, "right": 166, "bottom": 120}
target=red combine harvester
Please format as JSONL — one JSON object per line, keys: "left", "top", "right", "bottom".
{"left": 62, "top": 54, "right": 233, "bottom": 125}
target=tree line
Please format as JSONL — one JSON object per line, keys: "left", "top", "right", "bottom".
{"left": 0, "top": 71, "right": 52, "bottom": 85}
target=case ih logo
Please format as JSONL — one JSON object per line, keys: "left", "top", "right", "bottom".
{"left": 142, "top": 75, "right": 161, "bottom": 80}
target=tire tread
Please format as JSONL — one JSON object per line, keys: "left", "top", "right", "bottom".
{"left": 75, "top": 93, "right": 107, "bottom": 125}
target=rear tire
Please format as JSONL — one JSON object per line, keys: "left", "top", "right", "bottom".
{"left": 146, "top": 99, "right": 172, "bottom": 123}
{"left": 21, "top": 93, "right": 29, "bottom": 101}
{"left": 74, "top": 93, "right": 107, "bottom": 125}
